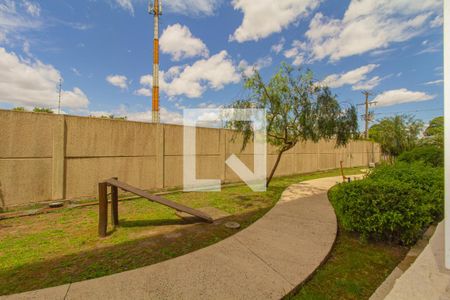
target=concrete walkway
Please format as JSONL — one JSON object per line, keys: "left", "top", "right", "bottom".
{"left": 383, "top": 221, "right": 450, "bottom": 300}
{"left": 3, "top": 176, "right": 344, "bottom": 300}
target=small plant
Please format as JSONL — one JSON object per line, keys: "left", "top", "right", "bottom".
{"left": 12, "top": 107, "right": 27, "bottom": 112}
{"left": 33, "top": 107, "right": 54, "bottom": 114}
{"left": 100, "top": 114, "right": 127, "bottom": 120}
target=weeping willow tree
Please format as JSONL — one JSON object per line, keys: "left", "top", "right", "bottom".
{"left": 229, "top": 64, "right": 359, "bottom": 187}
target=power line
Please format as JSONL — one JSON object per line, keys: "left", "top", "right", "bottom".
{"left": 374, "top": 108, "right": 443, "bottom": 116}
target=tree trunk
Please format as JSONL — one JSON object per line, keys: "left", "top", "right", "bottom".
{"left": 266, "top": 150, "right": 285, "bottom": 187}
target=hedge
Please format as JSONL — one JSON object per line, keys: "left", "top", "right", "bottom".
{"left": 398, "top": 145, "right": 444, "bottom": 167}
{"left": 329, "top": 162, "right": 443, "bottom": 245}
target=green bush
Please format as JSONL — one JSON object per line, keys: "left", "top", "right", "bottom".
{"left": 398, "top": 146, "right": 444, "bottom": 167}
{"left": 329, "top": 162, "right": 443, "bottom": 245}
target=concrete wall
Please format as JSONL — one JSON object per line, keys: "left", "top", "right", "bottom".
{"left": 0, "top": 110, "right": 381, "bottom": 208}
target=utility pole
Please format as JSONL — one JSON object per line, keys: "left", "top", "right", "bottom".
{"left": 58, "top": 78, "right": 62, "bottom": 114}
{"left": 358, "top": 91, "right": 376, "bottom": 139}
{"left": 149, "top": 0, "right": 162, "bottom": 123}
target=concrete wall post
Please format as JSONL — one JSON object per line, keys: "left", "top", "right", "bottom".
{"left": 51, "top": 115, "right": 66, "bottom": 200}
{"left": 219, "top": 129, "right": 227, "bottom": 182}
{"left": 155, "top": 124, "right": 164, "bottom": 189}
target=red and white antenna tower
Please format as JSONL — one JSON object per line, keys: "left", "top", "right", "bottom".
{"left": 149, "top": 0, "right": 162, "bottom": 123}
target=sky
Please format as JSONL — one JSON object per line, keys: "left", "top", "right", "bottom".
{"left": 0, "top": 0, "right": 444, "bottom": 127}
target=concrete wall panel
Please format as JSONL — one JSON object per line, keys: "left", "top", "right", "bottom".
{"left": 0, "top": 159, "right": 52, "bottom": 207}
{"left": 295, "top": 141, "right": 319, "bottom": 154}
{"left": 267, "top": 153, "right": 296, "bottom": 176}
{"left": 295, "top": 154, "right": 318, "bottom": 174}
{"left": 165, "top": 125, "right": 221, "bottom": 156}
{"left": 0, "top": 111, "right": 54, "bottom": 158}
{"left": 65, "top": 157, "right": 158, "bottom": 199}
{"left": 164, "top": 155, "right": 222, "bottom": 188}
{"left": 225, "top": 131, "right": 254, "bottom": 155}
{"left": 318, "top": 153, "right": 337, "bottom": 170}
{"left": 65, "top": 116, "right": 157, "bottom": 157}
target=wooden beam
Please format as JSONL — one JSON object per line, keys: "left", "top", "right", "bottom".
{"left": 105, "top": 178, "right": 213, "bottom": 223}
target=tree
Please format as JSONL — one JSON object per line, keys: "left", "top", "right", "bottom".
{"left": 229, "top": 64, "right": 359, "bottom": 187}
{"left": 100, "top": 115, "right": 127, "bottom": 120}
{"left": 12, "top": 107, "right": 27, "bottom": 112}
{"left": 423, "top": 116, "right": 443, "bottom": 147}
{"left": 33, "top": 107, "right": 54, "bottom": 114}
{"left": 369, "top": 115, "right": 423, "bottom": 160}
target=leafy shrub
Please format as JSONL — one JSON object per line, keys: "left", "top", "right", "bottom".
{"left": 329, "top": 162, "right": 443, "bottom": 245}
{"left": 366, "top": 162, "right": 443, "bottom": 220}
{"left": 398, "top": 146, "right": 444, "bottom": 167}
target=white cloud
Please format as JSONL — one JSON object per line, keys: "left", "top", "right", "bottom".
{"left": 110, "top": 107, "right": 184, "bottom": 125}
{"left": 230, "top": 0, "right": 320, "bottom": 42}
{"left": 71, "top": 68, "right": 81, "bottom": 76}
{"left": 0, "top": 0, "right": 42, "bottom": 42}
{"left": 67, "top": 22, "right": 92, "bottom": 31}
{"left": 369, "top": 48, "right": 396, "bottom": 57}
{"left": 352, "top": 76, "right": 382, "bottom": 91}
{"left": 160, "top": 24, "right": 209, "bottom": 61}
{"left": 416, "top": 41, "right": 442, "bottom": 55}
{"left": 165, "top": 0, "right": 222, "bottom": 16}
{"left": 430, "top": 15, "right": 443, "bottom": 28}
{"left": 22, "top": 0, "right": 40, "bottom": 17}
{"left": 61, "top": 88, "right": 90, "bottom": 109}
{"left": 424, "top": 79, "right": 443, "bottom": 85}
{"left": 134, "top": 87, "right": 151, "bottom": 97}
{"left": 271, "top": 37, "right": 285, "bottom": 54}
{"left": 136, "top": 51, "right": 240, "bottom": 98}
{"left": 321, "top": 64, "right": 379, "bottom": 89}
{"left": 286, "top": 0, "right": 441, "bottom": 63}
{"left": 373, "top": 88, "right": 435, "bottom": 107}
{"left": 283, "top": 40, "right": 306, "bottom": 66}
{"left": 199, "top": 102, "right": 222, "bottom": 109}
{"left": 106, "top": 75, "right": 128, "bottom": 90}
{"left": 238, "top": 56, "right": 272, "bottom": 77}
{"left": 115, "top": 0, "right": 134, "bottom": 15}
{"left": 0, "top": 47, "right": 89, "bottom": 109}
{"left": 22, "top": 40, "right": 31, "bottom": 56}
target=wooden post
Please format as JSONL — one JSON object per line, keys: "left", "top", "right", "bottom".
{"left": 111, "top": 177, "right": 119, "bottom": 227}
{"left": 98, "top": 182, "right": 108, "bottom": 237}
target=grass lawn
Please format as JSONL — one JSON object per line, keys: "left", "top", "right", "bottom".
{"left": 291, "top": 225, "right": 408, "bottom": 299}
{"left": 0, "top": 168, "right": 362, "bottom": 296}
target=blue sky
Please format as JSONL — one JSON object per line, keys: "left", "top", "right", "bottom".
{"left": 0, "top": 0, "right": 443, "bottom": 127}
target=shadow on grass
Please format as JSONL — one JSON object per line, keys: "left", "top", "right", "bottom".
{"left": 118, "top": 218, "right": 189, "bottom": 228}
{"left": 0, "top": 208, "right": 269, "bottom": 296}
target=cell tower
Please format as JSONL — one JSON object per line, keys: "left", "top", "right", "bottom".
{"left": 149, "top": 0, "right": 162, "bottom": 123}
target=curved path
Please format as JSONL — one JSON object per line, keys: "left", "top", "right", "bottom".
{"left": 3, "top": 176, "right": 344, "bottom": 300}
